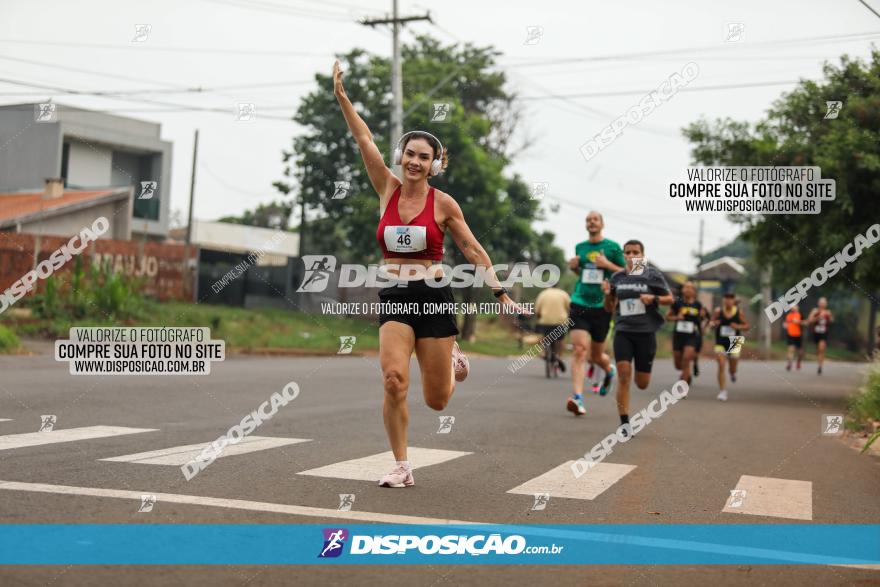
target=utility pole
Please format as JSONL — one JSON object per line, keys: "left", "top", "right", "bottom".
{"left": 361, "top": 2, "right": 431, "bottom": 160}
{"left": 186, "top": 129, "right": 199, "bottom": 245}
{"left": 696, "top": 218, "right": 704, "bottom": 297}
{"left": 761, "top": 264, "right": 773, "bottom": 358}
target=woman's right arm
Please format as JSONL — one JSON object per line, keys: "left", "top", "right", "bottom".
{"left": 333, "top": 60, "right": 397, "bottom": 198}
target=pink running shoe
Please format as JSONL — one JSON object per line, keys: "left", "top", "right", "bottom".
{"left": 587, "top": 363, "right": 595, "bottom": 378}
{"left": 378, "top": 463, "right": 415, "bottom": 488}
{"left": 452, "top": 341, "right": 469, "bottom": 382}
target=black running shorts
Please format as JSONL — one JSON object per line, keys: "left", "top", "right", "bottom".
{"left": 672, "top": 332, "right": 700, "bottom": 352}
{"left": 568, "top": 303, "right": 612, "bottom": 343}
{"left": 614, "top": 330, "right": 657, "bottom": 373}
{"left": 378, "top": 278, "right": 460, "bottom": 339}
{"left": 787, "top": 335, "right": 802, "bottom": 348}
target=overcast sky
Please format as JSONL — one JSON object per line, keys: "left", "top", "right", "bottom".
{"left": 2, "top": 0, "right": 878, "bottom": 271}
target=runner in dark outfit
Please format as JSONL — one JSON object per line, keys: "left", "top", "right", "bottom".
{"left": 667, "top": 280, "right": 707, "bottom": 388}
{"left": 601, "top": 240, "right": 673, "bottom": 434}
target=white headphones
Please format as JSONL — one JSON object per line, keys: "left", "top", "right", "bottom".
{"left": 393, "top": 130, "right": 445, "bottom": 176}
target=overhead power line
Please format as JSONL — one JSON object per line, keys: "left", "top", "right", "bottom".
{"left": 502, "top": 31, "right": 880, "bottom": 68}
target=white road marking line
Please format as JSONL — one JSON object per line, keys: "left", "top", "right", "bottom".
{"left": 0, "top": 480, "right": 478, "bottom": 525}
{"left": 0, "top": 419, "right": 10, "bottom": 422}
{"left": 507, "top": 461, "right": 636, "bottom": 501}
{"left": 100, "top": 436, "right": 311, "bottom": 466}
{"left": 0, "top": 426, "right": 157, "bottom": 451}
{"left": 298, "top": 447, "right": 472, "bottom": 481}
{"left": 722, "top": 475, "right": 813, "bottom": 521}
{"left": 0, "top": 480, "right": 873, "bottom": 567}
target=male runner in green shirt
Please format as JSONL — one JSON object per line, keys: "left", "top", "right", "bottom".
{"left": 566, "top": 211, "right": 625, "bottom": 416}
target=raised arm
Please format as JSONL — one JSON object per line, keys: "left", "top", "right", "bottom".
{"left": 333, "top": 60, "right": 398, "bottom": 198}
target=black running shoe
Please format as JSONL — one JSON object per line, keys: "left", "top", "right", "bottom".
{"left": 693, "top": 360, "right": 700, "bottom": 377}
{"left": 557, "top": 359, "right": 566, "bottom": 373}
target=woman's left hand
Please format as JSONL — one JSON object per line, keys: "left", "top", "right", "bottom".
{"left": 499, "top": 293, "right": 532, "bottom": 317}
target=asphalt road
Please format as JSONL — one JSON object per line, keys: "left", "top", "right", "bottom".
{"left": 0, "top": 345, "right": 878, "bottom": 586}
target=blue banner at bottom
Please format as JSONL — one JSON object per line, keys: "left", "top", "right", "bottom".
{"left": 0, "top": 524, "right": 878, "bottom": 565}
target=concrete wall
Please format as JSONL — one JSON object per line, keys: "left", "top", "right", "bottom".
{"left": 0, "top": 105, "right": 62, "bottom": 191}
{"left": 66, "top": 140, "right": 113, "bottom": 187}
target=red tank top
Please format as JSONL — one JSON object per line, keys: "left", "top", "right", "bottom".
{"left": 376, "top": 186, "right": 445, "bottom": 261}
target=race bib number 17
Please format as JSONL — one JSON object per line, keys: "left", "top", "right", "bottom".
{"left": 620, "top": 298, "right": 646, "bottom": 317}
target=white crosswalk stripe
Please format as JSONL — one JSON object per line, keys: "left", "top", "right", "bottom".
{"left": 507, "top": 461, "right": 637, "bottom": 501}
{"left": 0, "top": 425, "right": 157, "bottom": 451}
{"left": 298, "top": 447, "right": 472, "bottom": 481}
{"left": 100, "top": 436, "right": 311, "bottom": 465}
{"left": 722, "top": 475, "right": 813, "bottom": 520}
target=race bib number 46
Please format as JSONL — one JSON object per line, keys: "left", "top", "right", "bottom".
{"left": 384, "top": 226, "right": 427, "bottom": 253}
{"left": 620, "top": 298, "right": 646, "bottom": 317}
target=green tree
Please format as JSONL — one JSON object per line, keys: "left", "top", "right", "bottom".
{"left": 218, "top": 200, "right": 292, "bottom": 229}
{"left": 277, "top": 36, "right": 561, "bottom": 338}
{"left": 683, "top": 50, "right": 880, "bottom": 350}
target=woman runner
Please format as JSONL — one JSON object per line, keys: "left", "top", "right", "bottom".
{"left": 601, "top": 240, "right": 673, "bottom": 434}
{"left": 667, "top": 281, "right": 708, "bottom": 386}
{"left": 709, "top": 293, "right": 750, "bottom": 402}
{"left": 333, "top": 61, "right": 526, "bottom": 488}
{"left": 808, "top": 297, "right": 834, "bottom": 375}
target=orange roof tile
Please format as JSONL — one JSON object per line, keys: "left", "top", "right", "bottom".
{"left": 0, "top": 189, "right": 123, "bottom": 223}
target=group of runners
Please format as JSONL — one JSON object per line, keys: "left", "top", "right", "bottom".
{"left": 535, "top": 213, "right": 836, "bottom": 421}
{"left": 333, "top": 59, "right": 835, "bottom": 487}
